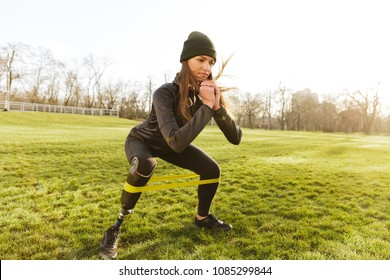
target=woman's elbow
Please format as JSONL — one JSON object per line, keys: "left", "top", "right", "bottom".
{"left": 230, "top": 137, "right": 241, "bottom": 145}
{"left": 231, "top": 130, "right": 242, "bottom": 145}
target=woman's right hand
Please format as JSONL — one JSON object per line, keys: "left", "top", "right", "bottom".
{"left": 199, "top": 83, "right": 215, "bottom": 109}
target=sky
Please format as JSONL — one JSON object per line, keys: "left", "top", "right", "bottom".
{"left": 2, "top": 0, "right": 390, "bottom": 112}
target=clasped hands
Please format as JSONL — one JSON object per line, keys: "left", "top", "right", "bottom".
{"left": 199, "top": 80, "right": 220, "bottom": 110}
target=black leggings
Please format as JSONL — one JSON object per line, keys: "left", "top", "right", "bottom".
{"left": 121, "top": 138, "right": 221, "bottom": 217}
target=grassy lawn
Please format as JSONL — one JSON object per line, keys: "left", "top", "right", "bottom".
{"left": 1, "top": 111, "right": 389, "bottom": 260}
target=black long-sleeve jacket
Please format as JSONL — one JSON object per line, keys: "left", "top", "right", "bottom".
{"left": 129, "top": 76, "right": 242, "bottom": 153}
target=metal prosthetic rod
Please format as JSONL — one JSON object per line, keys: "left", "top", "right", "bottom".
{"left": 115, "top": 206, "right": 134, "bottom": 228}
{"left": 118, "top": 208, "right": 133, "bottom": 221}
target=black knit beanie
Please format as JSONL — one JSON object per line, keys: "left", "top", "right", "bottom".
{"left": 180, "top": 31, "right": 217, "bottom": 62}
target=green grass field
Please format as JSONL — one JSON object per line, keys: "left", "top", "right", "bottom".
{"left": 1, "top": 111, "right": 390, "bottom": 260}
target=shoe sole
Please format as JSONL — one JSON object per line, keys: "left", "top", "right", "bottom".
{"left": 98, "top": 247, "right": 117, "bottom": 260}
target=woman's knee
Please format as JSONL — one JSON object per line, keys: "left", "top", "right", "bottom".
{"left": 127, "top": 157, "right": 157, "bottom": 186}
{"left": 201, "top": 160, "right": 221, "bottom": 179}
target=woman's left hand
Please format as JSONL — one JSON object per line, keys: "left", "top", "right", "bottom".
{"left": 201, "top": 80, "right": 220, "bottom": 110}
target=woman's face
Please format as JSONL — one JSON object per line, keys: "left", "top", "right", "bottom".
{"left": 187, "top": 55, "right": 215, "bottom": 82}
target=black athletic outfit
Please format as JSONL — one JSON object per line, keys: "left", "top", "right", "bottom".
{"left": 123, "top": 75, "right": 242, "bottom": 216}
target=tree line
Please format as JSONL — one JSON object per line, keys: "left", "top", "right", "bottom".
{"left": 230, "top": 85, "right": 390, "bottom": 134}
{"left": 0, "top": 43, "right": 152, "bottom": 120}
{"left": 1, "top": 42, "right": 389, "bottom": 134}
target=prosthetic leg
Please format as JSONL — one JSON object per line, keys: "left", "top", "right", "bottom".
{"left": 99, "top": 157, "right": 156, "bottom": 259}
{"left": 116, "top": 157, "right": 156, "bottom": 227}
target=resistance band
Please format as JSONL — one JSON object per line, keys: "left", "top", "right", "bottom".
{"left": 124, "top": 173, "right": 220, "bottom": 193}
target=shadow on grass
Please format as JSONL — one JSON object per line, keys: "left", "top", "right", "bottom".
{"left": 118, "top": 221, "right": 234, "bottom": 260}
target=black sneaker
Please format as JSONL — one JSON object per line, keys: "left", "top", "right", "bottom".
{"left": 99, "top": 226, "right": 120, "bottom": 260}
{"left": 194, "top": 214, "right": 232, "bottom": 230}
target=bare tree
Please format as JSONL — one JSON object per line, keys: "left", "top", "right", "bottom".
{"left": 63, "top": 68, "right": 81, "bottom": 106}
{"left": 319, "top": 98, "right": 339, "bottom": 132}
{"left": 262, "top": 89, "right": 273, "bottom": 129}
{"left": 0, "top": 43, "right": 27, "bottom": 108}
{"left": 275, "top": 83, "right": 290, "bottom": 130}
{"left": 224, "top": 91, "right": 244, "bottom": 126}
{"left": 26, "top": 46, "right": 62, "bottom": 103}
{"left": 0, "top": 56, "right": 6, "bottom": 87}
{"left": 338, "top": 107, "right": 362, "bottom": 133}
{"left": 240, "top": 92, "right": 263, "bottom": 128}
{"left": 346, "top": 84, "right": 381, "bottom": 135}
{"left": 81, "top": 54, "right": 110, "bottom": 108}
{"left": 119, "top": 80, "right": 147, "bottom": 119}
{"left": 3, "top": 46, "right": 16, "bottom": 96}
{"left": 382, "top": 114, "right": 390, "bottom": 134}
{"left": 102, "top": 79, "right": 124, "bottom": 109}
{"left": 0, "top": 49, "right": 14, "bottom": 107}
{"left": 45, "top": 60, "right": 64, "bottom": 104}
{"left": 26, "top": 47, "right": 44, "bottom": 102}
{"left": 145, "top": 76, "right": 154, "bottom": 113}
{"left": 289, "top": 89, "right": 319, "bottom": 131}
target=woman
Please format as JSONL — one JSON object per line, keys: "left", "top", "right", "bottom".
{"left": 99, "top": 31, "right": 242, "bottom": 259}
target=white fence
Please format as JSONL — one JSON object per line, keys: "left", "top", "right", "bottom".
{"left": 0, "top": 101, "right": 119, "bottom": 117}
